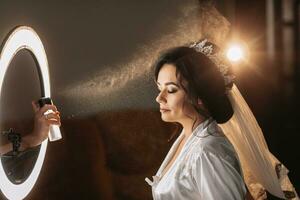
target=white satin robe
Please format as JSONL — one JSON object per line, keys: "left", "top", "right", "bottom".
{"left": 145, "top": 118, "right": 247, "bottom": 200}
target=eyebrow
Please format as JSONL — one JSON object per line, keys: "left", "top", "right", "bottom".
{"left": 157, "top": 81, "right": 180, "bottom": 87}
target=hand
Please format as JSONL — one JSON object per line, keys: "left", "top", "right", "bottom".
{"left": 22, "top": 101, "right": 61, "bottom": 148}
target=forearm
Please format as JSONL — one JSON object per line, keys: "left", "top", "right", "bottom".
{"left": 0, "top": 134, "right": 34, "bottom": 156}
{"left": 0, "top": 143, "right": 11, "bottom": 156}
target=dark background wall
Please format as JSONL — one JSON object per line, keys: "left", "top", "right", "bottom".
{"left": 0, "top": 0, "right": 298, "bottom": 199}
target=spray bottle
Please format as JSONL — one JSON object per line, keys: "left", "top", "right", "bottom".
{"left": 37, "top": 97, "right": 62, "bottom": 141}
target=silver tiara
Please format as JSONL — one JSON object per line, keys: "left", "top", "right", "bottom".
{"left": 189, "top": 39, "right": 235, "bottom": 88}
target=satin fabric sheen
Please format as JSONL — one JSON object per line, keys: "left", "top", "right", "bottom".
{"left": 145, "top": 118, "right": 247, "bottom": 200}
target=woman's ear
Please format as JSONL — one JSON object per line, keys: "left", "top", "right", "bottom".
{"left": 197, "top": 98, "right": 203, "bottom": 105}
{"left": 194, "top": 98, "right": 204, "bottom": 110}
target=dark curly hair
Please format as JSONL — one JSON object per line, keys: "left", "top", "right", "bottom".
{"left": 154, "top": 45, "right": 233, "bottom": 124}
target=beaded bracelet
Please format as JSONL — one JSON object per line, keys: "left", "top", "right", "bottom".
{"left": 2, "top": 128, "right": 21, "bottom": 156}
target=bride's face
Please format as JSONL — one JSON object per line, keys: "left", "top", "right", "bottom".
{"left": 156, "top": 64, "right": 196, "bottom": 123}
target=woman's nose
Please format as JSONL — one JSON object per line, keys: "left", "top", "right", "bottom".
{"left": 156, "top": 91, "right": 166, "bottom": 104}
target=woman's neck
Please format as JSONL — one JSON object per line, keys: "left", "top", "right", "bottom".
{"left": 181, "top": 115, "right": 206, "bottom": 137}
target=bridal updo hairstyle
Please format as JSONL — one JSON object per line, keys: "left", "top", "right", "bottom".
{"left": 154, "top": 42, "right": 233, "bottom": 124}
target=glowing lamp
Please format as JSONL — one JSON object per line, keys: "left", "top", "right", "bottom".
{"left": 226, "top": 45, "right": 244, "bottom": 62}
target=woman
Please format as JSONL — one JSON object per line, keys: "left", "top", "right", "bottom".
{"left": 0, "top": 101, "right": 61, "bottom": 155}
{"left": 146, "top": 39, "right": 298, "bottom": 200}
{"left": 145, "top": 40, "right": 247, "bottom": 199}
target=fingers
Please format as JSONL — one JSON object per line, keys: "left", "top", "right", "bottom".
{"left": 44, "top": 111, "right": 61, "bottom": 125}
{"left": 32, "top": 100, "right": 61, "bottom": 125}
{"left": 32, "top": 101, "right": 39, "bottom": 113}
{"left": 45, "top": 112, "right": 60, "bottom": 120}
{"left": 47, "top": 119, "right": 61, "bottom": 126}
{"left": 39, "top": 104, "right": 58, "bottom": 115}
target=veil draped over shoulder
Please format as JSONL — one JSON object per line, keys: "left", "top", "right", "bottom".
{"left": 220, "top": 84, "right": 299, "bottom": 200}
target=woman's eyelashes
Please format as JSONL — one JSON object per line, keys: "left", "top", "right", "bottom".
{"left": 157, "top": 87, "right": 178, "bottom": 94}
{"left": 167, "top": 88, "right": 178, "bottom": 93}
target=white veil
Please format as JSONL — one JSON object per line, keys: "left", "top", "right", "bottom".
{"left": 220, "top": 84, "right": 299, "bottom": 199}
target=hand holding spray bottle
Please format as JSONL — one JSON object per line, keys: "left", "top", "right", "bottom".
{"left": 37, "top": 97, "right": 62, "bottom": 142}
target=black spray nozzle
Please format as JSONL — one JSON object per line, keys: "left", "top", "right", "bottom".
{"left": 37, "top": 97, "right": 53, "bottom": 108}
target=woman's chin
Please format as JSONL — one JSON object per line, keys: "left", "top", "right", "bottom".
{"left": 161, "top": 115, "right": 174, "bottom": 122}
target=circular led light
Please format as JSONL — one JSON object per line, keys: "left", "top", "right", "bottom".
{"left": 0, "top": 26, "right": 50, "bottom": 200}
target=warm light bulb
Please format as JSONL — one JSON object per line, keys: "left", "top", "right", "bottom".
{"left": 226, "top": 45, "right": 244, "bottom": 62}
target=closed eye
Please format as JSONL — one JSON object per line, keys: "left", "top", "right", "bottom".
{"left": 168, "top": 89, "right": 177, "bottom": 93}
